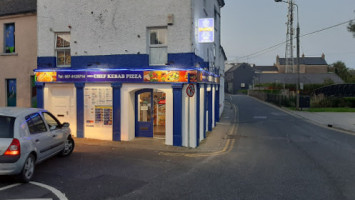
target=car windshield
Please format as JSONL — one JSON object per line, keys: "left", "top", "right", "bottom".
{"left": 0, "top": 115, "right": 15, "bottom": 138}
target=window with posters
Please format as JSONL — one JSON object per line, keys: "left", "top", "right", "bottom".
{"left": 84, "top": 86, "right": 112, "bottom": 128}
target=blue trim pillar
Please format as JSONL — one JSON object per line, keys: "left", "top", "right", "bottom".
{"left": 215, "top": 84, "right": 220, "bottom": 124}
{"left": 203, "top": 84, "right": 207, "bottom": 138}
{"left": 112, "top": 83, "right": 122, "bottom": 141}
{"left": 196, "top": 83, "right": 200, "bottom": 147}
{"left": 35, "top": 82, "right": 45, "bottom": 108}
{"left": 172, "top": 83, "right": 183, "bottom": 146}
{"left": 208, "top": 86, "right": 213, "bottom": 132}
{"left": 75, "top": 82, "right": 85, "bottom": 138}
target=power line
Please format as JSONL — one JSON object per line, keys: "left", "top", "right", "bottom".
{"left": 233, "top": 19, "right": 355, "bottom": 62}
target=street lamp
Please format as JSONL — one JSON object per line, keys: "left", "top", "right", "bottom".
{"left": 275, "top": 0, "right": 300, "bottom": 110}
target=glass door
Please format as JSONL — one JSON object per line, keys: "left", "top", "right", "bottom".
{"left": 135, "top": 89, "right": 153, "bottom": 137}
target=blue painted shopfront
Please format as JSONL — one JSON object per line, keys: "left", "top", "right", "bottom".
{"left": 35, "top": 53, "right": 220, "bottom": 147}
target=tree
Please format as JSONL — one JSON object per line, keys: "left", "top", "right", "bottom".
{"left": 349, "top": 21, "right": 355, "bottom": 37}
{"left": 330, "top": 61, "right": 353, "bottom": 83}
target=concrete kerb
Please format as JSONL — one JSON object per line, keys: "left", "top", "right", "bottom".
{"left": 249, "top": 95, "right": 355, "bottom": 136}
{"left": 75, "top": 100, "right": 238, "bottom": 156}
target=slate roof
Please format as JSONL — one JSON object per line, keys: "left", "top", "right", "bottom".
{"left": 0, "top": 0, "right": 36, "bottom": 17}
{"left": 278, "top": 57, "right": 328, "bottom": 65}
{"left": 254, "top": 65, "right": 278, "bottom": 72}
{"left": 256, "top": 73, "right": 344, "bottom": 85}
{"left": 226, "top": 63, "right": 253, "bottom": 73}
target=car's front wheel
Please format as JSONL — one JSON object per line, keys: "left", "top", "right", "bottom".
{"left": 60, "top": 137, "right": 74, "bottom": 156}
{"left": 19, "top": 154, "right": 35, "bottom": 183}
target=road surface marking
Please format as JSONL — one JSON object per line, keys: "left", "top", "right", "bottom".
{"left": 30, "top": 182, "right": 68, "bottom": 200}
{"left": 254, "top": 116, "right": 267, "bottom": 119}
{"left": 8, "top": 198, "right": 53, "bottom": 200}
{"left": 0, "top": 183, "right": 22, "bottom": 191}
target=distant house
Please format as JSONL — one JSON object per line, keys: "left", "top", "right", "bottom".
{"left": 225, "top": 63, "right": 254, "bottom": 94}
{"left": 0, "top": 0, "right": 37, "bottom": 107}
{"left": 255, "top": 73, "right": 344, "bottom": 85}
{"left": 275, "top": 54, "right": 328, "bottom": 74}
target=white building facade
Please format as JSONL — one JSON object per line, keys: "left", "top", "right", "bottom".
{"left": 35, "top": 0, "right": 226, "bottom": 147}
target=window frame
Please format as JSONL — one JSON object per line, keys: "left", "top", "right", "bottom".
{"left": 3, "top": 23, "right": 15, "bottom": 54}
{"left": 148, "top": 27, "right": 168, "bottom": 65}
{"left": 55, "top": 32, "right": 71, "bottom": 67}
{"left": 25, "top": 112, "right": 48, "bottom": 135}
{"left": 42, "top": 112, "right": 61, "bottom": 131}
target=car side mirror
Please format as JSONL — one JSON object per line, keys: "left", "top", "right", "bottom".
{"left": 62, "top": 122, "right": 70, "bottom": 128}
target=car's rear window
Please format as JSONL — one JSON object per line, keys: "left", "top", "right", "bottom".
{"left": 0, "top": 115, "right": 15, "bottom": 138}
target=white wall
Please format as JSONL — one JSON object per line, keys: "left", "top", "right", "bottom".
{"left": 192, "top": 0, "right": 222, "bottom": 68}
{"left": 38, "top": 0, "right": 192, "bottom": 57}
{"left": 182, "top": 84, "right": 197, "bottom": 148}
{"left": 199, "top": 84, "right": 205, "bottom": 141}
{"left": 121, "top": 83, "right": 173, "bottom": 145}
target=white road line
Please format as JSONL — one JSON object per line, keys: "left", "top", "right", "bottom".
{"left": 30, "top": 182, "right": 68, "bottom": 200}
{"left": 7, "top": 199, "right": 53, "bottom": 200}
{"left": 0, "top": 183, "right": 22, "bottom": 191}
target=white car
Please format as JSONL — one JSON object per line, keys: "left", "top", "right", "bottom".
{"left": 0, "top": 107, "right": 74, "bottom": 182}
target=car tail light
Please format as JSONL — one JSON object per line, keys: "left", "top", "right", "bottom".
{"left": 4, "top": 138, "right": 21, "bottom": 156}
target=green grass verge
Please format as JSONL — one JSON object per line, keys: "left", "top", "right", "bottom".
{"left": 306, "top": 107, "right": 355, "bottom": 112}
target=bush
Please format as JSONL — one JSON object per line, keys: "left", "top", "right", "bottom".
{"left": 311, "top": 94, "right": 355, "bottom": 108}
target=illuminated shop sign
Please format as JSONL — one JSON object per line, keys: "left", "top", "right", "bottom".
{"left": 35, "top": 70, "right": 218, "bottom": 84}
{"left": 198, "top": 18, "right": 214, "bottom": 43}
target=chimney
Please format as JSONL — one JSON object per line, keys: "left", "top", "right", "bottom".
{"left": 321, "top": 53, "right": 325, "bottom": 59}
{"left": 302, "top": 53, "right": 305, "bottom": 58}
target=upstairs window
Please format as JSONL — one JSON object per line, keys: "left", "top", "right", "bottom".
{"left": 55, "top": 33, "right": 71, "bottom": 67}
{"left": 149, "top": 28, "right": 167, "bottom": 65}
{"left": 4, "top": 23, "right": 15, "bottom": 53}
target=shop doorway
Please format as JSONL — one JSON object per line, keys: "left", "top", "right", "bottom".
{"left": 45, "top": 84, "right": 76, "bottom": 135}
{"left": 135, "top": 89, "right": 166, "bottom": 138}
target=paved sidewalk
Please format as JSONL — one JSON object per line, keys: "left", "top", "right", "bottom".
{"left": 75, "top": 101, "right": 236, "bottom": 153}
{"left": 288, "top": 110, "right": 355, "bottom": 134}
{"left": 250, "top": 95, "right": 355, "bottom": 135}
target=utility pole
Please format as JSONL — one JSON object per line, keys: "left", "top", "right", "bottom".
{"left": 275, "top": 0, "right": 300, "bottom": 110}
{"left": 285, "top": 0, "right": 294, "bottom": 74}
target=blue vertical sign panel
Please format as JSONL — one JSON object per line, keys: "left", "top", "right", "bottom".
{"left": 198, "top": 18, "right": 214, "bottom": 43}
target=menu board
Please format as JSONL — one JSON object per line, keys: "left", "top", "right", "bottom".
{"left": 84, "top": 87, "right": 112, "bottom": 128}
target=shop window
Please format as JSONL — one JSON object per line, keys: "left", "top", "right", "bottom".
{"left": 4, "top": 23, "right": 15, "bottom": 53}
{"left": 149, "top": 28, "right": 167, "bottom": 65}
{"left": 55, "top": 33, "right": 71, "bottom": 67}
{"left": 6, "top": 79, "right": 16, "bottom": 107}
{"left": 31, "top": 76, "right": 37, "bottom": 108}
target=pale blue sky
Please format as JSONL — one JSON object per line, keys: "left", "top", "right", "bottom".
{"left": 221, "top": 0, "right": 355, "bottom": 69}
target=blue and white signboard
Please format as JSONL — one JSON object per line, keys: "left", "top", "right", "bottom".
{"left": 198, "top": 18, "right": 214, "bottom": 43}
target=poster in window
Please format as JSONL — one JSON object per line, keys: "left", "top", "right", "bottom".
{"left": 84, "top": 87, "right": 112, "bottom": 128}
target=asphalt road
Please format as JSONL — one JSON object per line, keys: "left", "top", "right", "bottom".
{"left": 1, "top": 94, "right": 355, "bottom": 200}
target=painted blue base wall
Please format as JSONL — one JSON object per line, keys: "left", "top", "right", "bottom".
{"left": 203, "top": 85, "right": 207, "bottom": 138}
{"left": 112, "top": 83, "right": 122, "bottom": 141}
{"left": 35, "top": 83, "right": 45, "bottom": 108}
{"left": 208, "top": 90, "right": 212, "bottom": 131}
{"left": 75, "top": 83, "right": 85, "bottom": 138}
{"left": 172, "top": 84, "right": 183, "bottom": 146}
{"left": 37, "top": 53, "right": 210, "bottom": 70}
